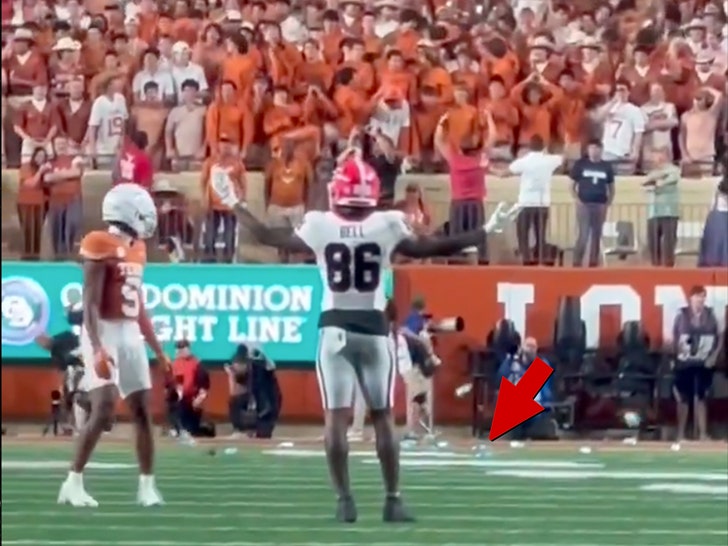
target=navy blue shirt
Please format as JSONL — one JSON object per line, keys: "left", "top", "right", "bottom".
{"left": 570, "top": 158, "right": 615, "bottom": 204}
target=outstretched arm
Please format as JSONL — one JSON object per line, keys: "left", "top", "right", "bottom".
{"left": 229, "top": 202, "right": 310, "bottom": 253}
{"left": 209, "top": 168, "right": 311, "bottom": 253}
{"left": 395, "top": 229, "right": 486, "bottom": 258}
{"left": 395, "top": 202, "right": 521, "bottom": 259}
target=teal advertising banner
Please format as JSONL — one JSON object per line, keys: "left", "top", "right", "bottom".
{"left": 1, "top": 263, "right": 393, "bottom": 363}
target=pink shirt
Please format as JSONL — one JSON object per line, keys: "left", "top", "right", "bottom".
{"left": 448, "top": 150, "right": 488, "bottom": 201}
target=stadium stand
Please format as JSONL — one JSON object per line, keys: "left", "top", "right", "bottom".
{"left": 2, "top": 0, "right": 726, "bottom": 264}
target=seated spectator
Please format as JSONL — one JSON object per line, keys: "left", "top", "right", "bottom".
{"left": 496, "top": 337, "right": 555, "bottom": 441}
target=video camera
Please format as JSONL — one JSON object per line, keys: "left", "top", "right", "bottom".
{"left": 414, "top": 316, "right": 465, "bottom": 378}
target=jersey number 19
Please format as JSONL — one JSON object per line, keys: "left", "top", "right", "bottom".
{"left": 324, "top": 242, "right": 381, "bottom": 293}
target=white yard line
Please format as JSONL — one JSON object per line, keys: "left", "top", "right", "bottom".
{"left": 3, "top": 513, "right": 726, "bottom": 528}
{"left": 4, "top": 497, "right": 720, "bottom": 509}
{"left": 1, "top": 525, "right": 725, "bottom": 537}
{"left": 5, "top": 542, "right": 697, "bottom": 546}
{"left": 2, "top": 496, "right": 725, "bottom": 508}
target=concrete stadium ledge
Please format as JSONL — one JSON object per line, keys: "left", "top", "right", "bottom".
{"left": 1, "top": 170, "right": 720, "bottom": 259}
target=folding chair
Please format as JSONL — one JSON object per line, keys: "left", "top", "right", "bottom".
{"left": 602, "top": 220, "right": 638, "bottom": 264}
{"left": 674, "top": 221, "right": 704, "bottom": 257}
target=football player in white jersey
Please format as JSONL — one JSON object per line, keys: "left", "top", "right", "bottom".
{"left": 211, "top": 154, "right": 519, "bottom": 523}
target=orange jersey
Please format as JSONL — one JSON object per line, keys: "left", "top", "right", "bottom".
{"left": 79, "top": 231, "right": 147, "bottom": 321}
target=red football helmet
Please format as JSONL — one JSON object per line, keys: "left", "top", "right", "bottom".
{"left": 329, "top": 157, "right": 381, "bottom": 208}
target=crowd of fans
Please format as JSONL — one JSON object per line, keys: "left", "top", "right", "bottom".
{"left": 2, "top": 0, "right": 728, "bottom": 264}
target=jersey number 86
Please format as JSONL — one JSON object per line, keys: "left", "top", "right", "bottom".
{"left": 324, "top": 242, "right": 381, "bottom": 293}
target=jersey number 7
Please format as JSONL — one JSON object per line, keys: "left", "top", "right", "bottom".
{"left": 324, "top": 242, "right": 382, "bottom": 293}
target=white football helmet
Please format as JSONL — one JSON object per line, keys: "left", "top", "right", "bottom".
{"left": 102, "top": 183, "right": 158, "bottom": 239}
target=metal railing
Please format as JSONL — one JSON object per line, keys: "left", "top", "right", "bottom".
{"left": 2, "top": 202, "right": 712, "bottom": 266}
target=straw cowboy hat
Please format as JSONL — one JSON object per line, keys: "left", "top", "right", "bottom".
{"left": 529, "top": 35, "right": 555, "bottom": 51}
{"left": 374, "top": 0, "right": 400, "bottom": 9}
{"left": 579, "top": 36, "right": 602, "bottom": 50}
{"left": 13, "top": 28, "right": 35, "bottom": 42}
{"left": 684, "top": 17, "right": 707, "bottom": 30}
{"left": 52, "top": 36, "right": 81, "bottom": 51}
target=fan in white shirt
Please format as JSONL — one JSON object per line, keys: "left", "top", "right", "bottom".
{"left": 88, "top": 78, "right": 128, "bottom": 157}
{"left": 169, "top": 41, "right": 208, "bottom": 102}
{"left": 132, "top": 48, "right": 176, "bottom": 103}
{"left": 597, "top": 83, "right": 646, "bottom": 162}
{"left": 504, "top": 140, "right": 563, "bottom": 208}
{"left": 640, "top": 83, "right": 678, "bottom": 160}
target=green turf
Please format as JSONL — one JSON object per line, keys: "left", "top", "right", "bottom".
{"left": 1, "top": 443, "right": 727, "bottom": 546}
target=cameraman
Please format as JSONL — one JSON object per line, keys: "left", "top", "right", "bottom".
{"left": 226, "top": 344, "right": 282, "bottom": 438}
{"left": 395, "top": 299, "right": 441, "bottom": 439}
{"left": 36, "top": 303, "right": 88, "bottom": 435}
{"left": 496, "top": 337, "right": 555, "bottom": 441}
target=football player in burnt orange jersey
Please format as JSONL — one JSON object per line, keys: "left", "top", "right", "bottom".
{"left": 58, "top": 183, "right": 170, "bottom": 508}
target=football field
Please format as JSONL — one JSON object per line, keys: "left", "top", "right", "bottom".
{"left": 1, "top": 440, "right": 727, "bottom": 546}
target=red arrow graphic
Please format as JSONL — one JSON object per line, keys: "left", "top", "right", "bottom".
{"left": 489, "top": 357, "right": 554, "bottom": 441}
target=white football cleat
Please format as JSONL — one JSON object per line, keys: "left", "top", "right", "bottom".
{"left": 137, "top": 475, "right": 164, "bottom": 507}
{"left": 57, "top": 472, "right": 99, "bottom": 508}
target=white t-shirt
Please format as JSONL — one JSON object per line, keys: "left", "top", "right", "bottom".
{"left": 170, "top": 63, "right": 209, "bottom": 98}
{"left": 601, "top": 101, "right": 646, "bottom": 159}
{"left": 89, "top": 93, "right": 129, "bottom": 154}
{"left": 369, "top": 102, "right": 411, "bottom": 149}
{"left": 295, "top": 210, "right": 411, "bottom": 313}
{"left": 641, "top": 101, "right": 677, "bottom": 151}
{"left": 132, "top": 68, "right": 176, "bottom": 100}
{"left": 509, "top": 151, "right": 563, "bottom": 207}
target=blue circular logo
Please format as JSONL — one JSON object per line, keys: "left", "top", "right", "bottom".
{"left": 1, "top": 276, "right": 51, "bottom": 346}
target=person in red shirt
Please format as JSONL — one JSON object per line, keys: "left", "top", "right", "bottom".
{"left": 433, "top": 110, "right": 497, "bottom": 264}
{"left": 113, "top": 129, "right": 154, "bottom": 190}
{"left": 170, "top": 339, "right": 210, "bottom": 438}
